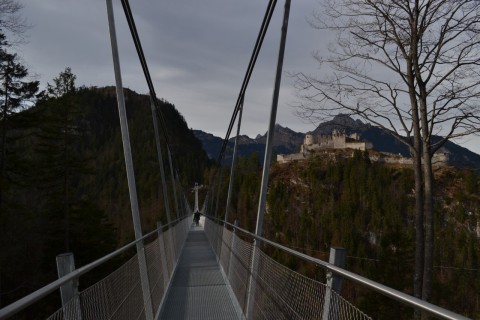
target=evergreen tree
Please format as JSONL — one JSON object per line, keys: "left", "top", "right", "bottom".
{"left": 259, "top": 154, "right": 480, "bottom": 318}
{"left": 27, "top": 77, "right": 117, "bottom": 313}
{"left": 0, "top": 32, "right": 38, "bottom": 209}
{"left": 46, "top": 67, "right": 76, "bottom": 98}
{"left": 36, "top": 68, "right": 97, "bottom": 254}
{"left": 0, "top": 31, "right": 39, "bottom": 308}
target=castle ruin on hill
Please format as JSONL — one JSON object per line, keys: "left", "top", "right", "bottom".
{"left": 277, "top": 129, "right": 372, "bottom": 163}
{"left": 277, "top": 129, "right": 449, "bottom": 166}
{"left": 301, "top": 129, "right": 373, "bottom": 153}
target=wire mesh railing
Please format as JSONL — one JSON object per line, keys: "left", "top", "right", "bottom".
{"left": 44, "top": 218, "right": 189, "bottom": 320}
{"left": 0, "top": 217, "right": 190, "bottom": 320}
{"left": 3, "top": 212, "right": 470, "bottom": 320}
{"left": 204, "top": 216, "right": 471, "bottom": 320}
{"left": 204, "top": 217, "right": 371, "bottom": 320}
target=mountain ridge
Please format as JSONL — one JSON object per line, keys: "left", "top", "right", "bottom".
{"left": 194, "top": 115, "right": 480, "bottom": 170}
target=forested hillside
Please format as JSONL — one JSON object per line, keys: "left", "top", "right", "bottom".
{"left": 218, "top": 151, "right": 480, "bottom": 319}
{"left": 0, "top": 84, "right": 211, "bottom": 315}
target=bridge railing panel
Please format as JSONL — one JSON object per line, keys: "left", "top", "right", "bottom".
{"left": 204, "top": 216, "right": 472, "bottom": 320}
{"left": 162, "top": 228, "right": 175, "bottom": 277}
{"left": 145, "top": 238, "right": 164, "bottom": 317}
{"left": 0, "top": 217, "right": 192, "bottom": 320}
{"left": 248, "top": 246, "right": 370, "bottom": 320}
{"left": 47, "top": 253, "right": 146, "bottom": 320}
{"left": 204, "top": 217, "right": 371, "bottom": 320}
{"left": 219, "top": 227, "right": 233, "bottom": 279}
{"left": 226, "top": 228, "right": 253, "bottom": 312}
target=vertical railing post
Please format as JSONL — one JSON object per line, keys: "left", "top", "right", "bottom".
{"left": 150, "top": 97, "right": 172, "bottom": 226}
{"left": 224, "top": 98, "right": 244, "bottom": 225}
{"left": 227, "top": 220, "right": 239, "bottom": 281}
{"left": 214, "top": 167, "right": 225, "bottom": 219}
{"left": 167, "top": 160, "right": 179, "bottom": 258}
{"left": 221, "top": 99, "right": 243, "bottom": 273}
{"left": 105, "top": 1, "right": 153, "bottom": 318}
{"left": 150, "top": 98, "right": 177, "bottom": 279}
{"left": 322, "top": 247, "right": 346, "bottom": 320}
{"left": 167, "top": 152, "right": 180, "bottom": 220}
{"left": 178, "top": 179, "right": 187, "bottom": 219}
{"left": 56, "top": 253, "right": 82, "bottom": 320}
{"left": 246, "top": 0, "right": 291, "bottom": 318}
{"left": 157, "top": 222, "right": 170, "bottom": 288}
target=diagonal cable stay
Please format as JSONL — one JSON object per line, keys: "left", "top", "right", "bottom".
{"left": 120, "top": 0, "right": 187, "bottom": 193}
{"left": 217, "top": 0, "right": 277, "bottom": 165}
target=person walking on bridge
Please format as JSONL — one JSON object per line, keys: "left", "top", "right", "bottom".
{"left": 193, "top": 210, "right": 201, "bottom": 226}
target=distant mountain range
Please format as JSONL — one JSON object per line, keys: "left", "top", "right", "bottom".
{"left": 194, "top": 114, "right": 480, "bottom": 170}
{"left": 193, "top": 125, "right": 304, "bottom": 164}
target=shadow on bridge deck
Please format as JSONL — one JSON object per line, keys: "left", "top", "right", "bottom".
{"left": 158, "top": 220, "right": 243, "bottom": 320}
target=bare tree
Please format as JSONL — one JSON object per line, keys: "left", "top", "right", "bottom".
{"left": 0, "top": 0, "right": 29, "bottom": 43}
{"left": 294, "top": 0, "right": 480, "bottom": 311}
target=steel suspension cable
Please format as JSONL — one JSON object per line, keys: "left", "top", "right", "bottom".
{"left": 119, "top": 0, "right": 182, "bottom": 173}
{"left": 119, "top": 0, "right": 169, "bottom": 143}
{"left": 122, "top": 0, "right": 276, "bottom": 217}
{"left": 224, "top": 97, "right": 244, "bottom": 224}
{"left": 203, "top": 0, "right": 277, "bottom": 215}
{"left": 120, "top": 0, "right": 187, "bottom": 214}
{"left": 216, "top": 0, "right": 277, "bottom": 164}
{"left": 149, "top": 96, "right": 173, "bottom": 225}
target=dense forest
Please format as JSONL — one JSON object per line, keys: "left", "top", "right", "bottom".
{"left": 0, "top": 65, "right": 211, "bottom": 316}
{"left": 1, "top": 3, "right": 480, "bottom": 318}
{"left": 212, "top": 151, "right": 480, "bottom": 319}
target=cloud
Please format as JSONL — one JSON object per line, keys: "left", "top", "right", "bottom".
{"left": 18, "top": 0, "right": 321, "bottom": 134}
{"left": 15, "top": 0, "right": 480, "bottom": 155}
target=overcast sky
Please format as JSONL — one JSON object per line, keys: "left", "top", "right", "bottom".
{"left": 16, "top": 1, "right": 325, "bottom": 136}
{"left": 15, "top": 0, "right": 480, "bottom": 154}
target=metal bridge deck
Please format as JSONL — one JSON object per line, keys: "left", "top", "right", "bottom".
{"left": 158, "top": 220, "right": 242, "bottom": 320}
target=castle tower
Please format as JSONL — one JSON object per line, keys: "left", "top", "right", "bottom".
{"left": 332, "top": 129, "right": 346, "bottom": 149}
{"left": 304, "top": 134, "right": 314, "bottom": 145}
{"left": 349, "top": 132, "right": 360, "bottom": 140}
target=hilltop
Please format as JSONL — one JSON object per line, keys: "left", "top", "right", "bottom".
{"left": 195, "top": 115, "right": 480, "bottom": 171}
{"left": 1, "top": 86, "right": 211, "bottom": 313}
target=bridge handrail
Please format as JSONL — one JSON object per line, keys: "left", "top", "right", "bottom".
{"left": 207, "top": 216, "right": 469, "bottom": 320}
{"left": 0, "top": 216, "right": 187, "bottom": 320}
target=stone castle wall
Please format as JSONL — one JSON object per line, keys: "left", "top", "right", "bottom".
{"left": 278, "top": 130, "right": 449, "bottom": 166}
{"left": 302, "top": 130, "right": 371, "bottom": 152}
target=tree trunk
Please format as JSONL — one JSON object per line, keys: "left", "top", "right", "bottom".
{"left": 0, "top": 106, "right": 5, "bottom": 309}
{"left": 64, "top": 98, "right": 70, "bottom": 252}
{"left": 412, "top": 144, "right": 424, "bottom": 297}
{"left": 0, "top": 66, "right": 9, "bottom": 309}
{"left": 422, "top": 143, "right": 434, "bottom": 300}
{"left": 0, "top": 71, "right": 8, "bottom": 212}
{"left": 415, "top": 77, "right": 433, "bottom": 318}
{"left": 406, "top": 56, "right": 425, "bottom": 319}
{"left": 406, "top": 61, "right": 424, "bottom": 300}
{"left": 420, "top": 101, "right": 434, "bottom": 306}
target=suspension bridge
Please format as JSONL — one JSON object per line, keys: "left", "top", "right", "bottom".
{"left": 0, "top": 0, "right": 472, "bottom": 319}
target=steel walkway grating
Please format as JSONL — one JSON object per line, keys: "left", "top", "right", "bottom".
{"left": 158, "top": 229, "right": 242, "bottom": 320}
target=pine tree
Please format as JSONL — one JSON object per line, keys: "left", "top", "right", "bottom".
{"left": 35, "top": 71, "right": 117, "bottom": 273}
{"left": 0, "top": 31, "right": 39, "bottom": 308}
{"left": 0, "top": 32, "right": 38, "bottom": 209}
{"left": 36, "top": 68, "right": 88, "bottom": 253}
